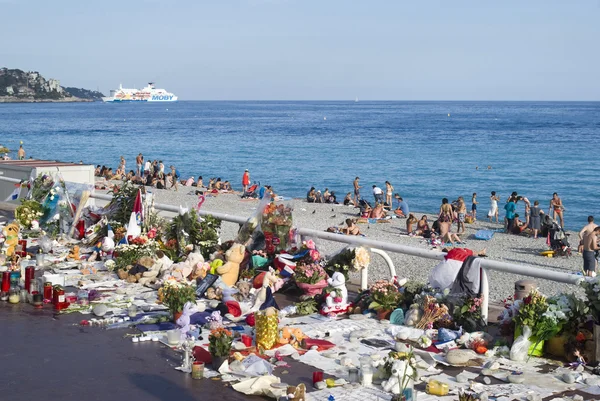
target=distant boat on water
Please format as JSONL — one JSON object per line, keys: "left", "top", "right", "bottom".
{"left": 355, "top": 97, "right": 359, "bottom": 103}
{"left": 102, "top": 82, "right": 178, "bottom": 103}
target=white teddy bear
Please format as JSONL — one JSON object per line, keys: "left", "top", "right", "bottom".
{"left": 381, "top": 359, "right": 414, "bottom": 395}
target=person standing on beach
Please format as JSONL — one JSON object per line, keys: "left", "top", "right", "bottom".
{"left": 385, "top": 181, "right": 394, "bottom": 207}
{"left": 144, "top": 159, "right": 151, "bottom": 178}
{"left": 471, "top": 193, "right": 478, "bottom": 221}
{"left": 582, "top": 227, "right": 600, "bottom": 276}
{"left": 242, "top": 169, "right": 250, "bottom": 193}
{"left": 488, "top": 191, "right": 500, "bottom": 223}
{"left": 457, "top": 196, "right": 467, "bottom": 234}
{"left": 159, "top": 161, "right": 164, "bottom": 174}
{"left": 550, "top": 193, "right": 565, "bottom": 228}
{"left": 372, "top": 185, "right": 384, "bottom": 204}
{"left": 578, "top": 216, "right": 597, "bottom": 252}
{"left": 170, "top": 165, "right": 179, "bottom": 191}
{"left": 17, "top": 144, "right": 25, "bottom": 160}
{"left": 136, "top": 153, "right": 143, "bottom": 177}
{"left": 439, "top": 198, "right": 453, "bottom": 223}
{"left": 504, "top": 196, "right": 517, "bottom": 233}
{"left": 529, "top": 201, "right": 544, "bottom": 239}
{"left": 353, "top": 177, "right": 361, "bottom": 206}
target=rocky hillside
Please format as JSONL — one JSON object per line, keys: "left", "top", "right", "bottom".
{"left": 0, "top": 68, "right": 104, "bottom": 102}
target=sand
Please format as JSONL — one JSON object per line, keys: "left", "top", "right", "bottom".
{"left": 99, "top": 185, "right": 586, "bottom": 304}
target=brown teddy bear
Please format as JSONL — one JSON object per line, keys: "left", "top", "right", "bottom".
{"left": 68, "top": 245, "right": 81, "bottom": 261}
{"left": 2, "top": 222, "right": 20, "bottom": 257}
{"left": 216, "top": 243, "right": 245, "bottom": 287}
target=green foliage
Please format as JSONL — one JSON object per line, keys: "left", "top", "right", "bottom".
{"left": 161, "top": 284, "right": 196, "bottom": 315}
{"left": 15, "top": 199, "right": 45, "bottom": 228}
{"left": 167, "top": 209, "right": 221, "bottom": 259}
{"left": 295, "top": 299, "right": 318, "bottom": 315}
{"left": 106, "top": 183, "right": 139, "bottom": 225}
{"left": 401, "top": 281, "right": 426, "bottom": 307}
{"left": 208, "top": 328, "right": 233, "bottom": 357}
{"left": 324, "top": 248, "right": 355, "bottom": 279}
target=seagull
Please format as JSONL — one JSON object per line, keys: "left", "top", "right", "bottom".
{"left": 312, "top": 210, "right": 316, "bottom": 214}
{"left": 330, "top": 215, "right": 336, "bottom": 218}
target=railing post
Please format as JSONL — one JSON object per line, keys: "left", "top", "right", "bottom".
{"left": 481, "top": 268, "right": 489, "bottom": 324}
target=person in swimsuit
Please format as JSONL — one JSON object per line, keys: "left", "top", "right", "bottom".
{"left": 550, "top": 192, "right": 565, "bottom": 228}
{"left": 406, "top": 214, "right": 418, "bottom": 235}
{"left": 583, "top": 227, "right": 600, "bottom": 276}
{"left": 578, "top": 216, "right": 597, "bottom": 252}
{"left": 415, "top": 215, "right": 431, "bottom": 237}
{"left": 342, "top": 219, "right": 361, "bottom": 236}
{"left": 242, "top": 169, "right": 250, "bottom": 193}
{"left": 370, "top": 203, "right": 386, "bottom": 219}
{"left": 353, "top": 177, "right": 361, "bottom": 206}
{"left": 439, "top": 198, "right": 453, "bottom": 223}
{"left": 343, "top": 192, "right": 354, "bottom": 206}
{"left": 489, "top": 191, "right": 499, "bottom": 223}
{"left": 457, "top": 196, "right": 467, "bottom": 234}
{"left": 385, "top": 181, "right": 394, "bottom": 207}
{"left": 471, "top": 193, "right": 478, "bottom": 221}
{"left": 438, "top": 220, "right": 462, "bottom": 246}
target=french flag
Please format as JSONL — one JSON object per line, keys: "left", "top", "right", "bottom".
{"left": 133, "top": 189, "right": 143, "bottom": 226}
{"left": 4, "top": 184, "right": 20, "bottom": 202}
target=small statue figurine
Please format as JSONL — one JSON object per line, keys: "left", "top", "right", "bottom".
{"left": 179, "top": 336, "right": 196, "bottom": 373}
{"left": 320, "top": 272, "right": 350, "bottom": 316}
{"left": 569, "top": 349, "right": 586, "bottom": 369}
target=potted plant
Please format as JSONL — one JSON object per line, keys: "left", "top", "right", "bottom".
{"left": 294, "top": 262, "right": 328, "bottom": 297}
{"left": 368, "top": 280, "right": 402, "bottom": 320}
{"left": 208, "top": 327, "right": 233, "bottom": 369}
{"left": 161, "top": 283, "right": 196, "bottom": 321}
{"left": 511, "top": 289, "right": 549, "bottom": 357}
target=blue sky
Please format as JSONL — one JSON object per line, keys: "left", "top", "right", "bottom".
{"left": 1, "top": 0, "right": 599, "bottom": 100}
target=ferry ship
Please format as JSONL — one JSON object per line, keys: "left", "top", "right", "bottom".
{"left": 102, "top": 82, "right": 178, "bottom": 102}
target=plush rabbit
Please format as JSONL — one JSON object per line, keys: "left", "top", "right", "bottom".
{"left": 176, "top": 301, "right": 197, "bottom": 341}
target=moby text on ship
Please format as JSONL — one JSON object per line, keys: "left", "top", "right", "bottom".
{"left": 102, "top": 82, "right": 178, "bottom": 102}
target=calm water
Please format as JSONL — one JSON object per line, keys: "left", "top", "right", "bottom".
{"left": 1, "top": 101, "right": 599, "bottom": 229}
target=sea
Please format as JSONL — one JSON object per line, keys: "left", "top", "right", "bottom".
{"left": 1, "top": 101, "right": 599, "bottom": 229}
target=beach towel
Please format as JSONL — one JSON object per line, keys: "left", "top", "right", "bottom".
{"left": 474, "top": 230, "right": 494, "bottom": 240}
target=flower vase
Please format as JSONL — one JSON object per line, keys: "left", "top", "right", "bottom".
{"left": 297, "top": 280, "right": 328, "bottom": 297}
{"left": 514, "top": 325, "right": 544, "bottom": 357}
{"left": 377, "top": 309, "right": 392, "bottom": 320}
{"left": 546, "top": 334, "right": 567, "bottom": 358}
{"left": 211, "top": 355, "right": 227, "bottom": 370}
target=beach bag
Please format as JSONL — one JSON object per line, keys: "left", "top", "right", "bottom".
{"left": 464, "top": 215, "right": 474, "bottom": 224}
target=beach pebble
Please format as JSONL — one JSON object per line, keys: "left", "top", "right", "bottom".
{"left": 508, "top": 374, "right": 525, "bottom": 384}
{"left": 93, "top": 304, "right": 108, "bottom": 317}
{"left": 561, "top": 373, "right": 575, "bottom": 384}
{"left": 483, "top": 377, "right": 491, "bottom": 385}
{"left": 446, "top": 349, "right": 478, "bottom": 365}
{"left": 526, "top": 394, "right": 541, "bottom": 401}
{"left": 314, "top": 381, "right": 327, "bottom": 390}
{"left": 572, "top": 395, "right": 584, "bottom": 401}
{"left": 483, "top": 361, "right": 500, "bottom": 370}
{"left": 478, "top": 392, "right": 489, "bottom": 401}
{"left": 481, "top": 368, "right": 493, "bottom": 376}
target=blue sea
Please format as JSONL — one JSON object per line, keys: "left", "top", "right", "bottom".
{"left": 1, "top": 101, "right": 599, "bottom": 229}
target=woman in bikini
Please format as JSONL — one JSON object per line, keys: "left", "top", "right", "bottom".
{"left": 385, "top": 181, "right": 394, "bottom": 208}
{"left": 550, "top": 192, "right": 565, "bottom": 228}
{"left": 415, "top": 215, "right": 431, "bottom": 237}
{"left": 439, "top": 198, "right": 454, "bottom": 223}
{"left": 406, "top": 214, "right": 418, "bottom": 235}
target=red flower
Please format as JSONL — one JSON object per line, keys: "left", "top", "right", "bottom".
{"left": 576, "top": 332, "right": 586, "bottom": 342}
{"left": 334, "top": 297, "right": 342, "bottom": 303}
{"left": 523, "top": 296, "right": 532, "bottom": 305}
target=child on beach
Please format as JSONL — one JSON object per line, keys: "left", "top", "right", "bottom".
{"left": 457, "top": 196, "right": 467, "bottom": 234}
{"left": 471, "top": 193, "right": 478, "bottom": 221}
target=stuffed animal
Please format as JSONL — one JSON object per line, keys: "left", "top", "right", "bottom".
{"left": 206, "top": 287, "right": 222, "bottom": 300}
{"left": 320, "top": 272, "right": 350, "bottom": 316}
{"left": 216, "top": 243, "right": 245, "bottom": 286}
{"left": 176, "top": 301, "right": 197, "bottom": 341}
{"left": 125, "top": 256, "right": 155, "bottom": 283}
{"left": 382, "top": 359, "right": 414, "bottom": 395}
{"left": 138, "top": 251, "right": 173, "bottom": 286}
{"left": 404, "top": 304, "right": 422, "bottom": 327}
{"left": 233, "top": 279, "right": 254, "bottom": 302}
{"left": 68, "top": 245, "right": 81, "bottom": 261}
{"left": 285, "top": 384, "right": 306, "bottom": 401}
{"left": 2, "top": 222, "right": 20, "bottom": 257}
{"left": 163, "top": 251, "right": 204, "bottom": 282}
{"left": 252, "top": 268, "right": 279, "bottom": 311}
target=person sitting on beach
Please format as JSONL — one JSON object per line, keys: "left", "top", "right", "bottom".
{"left": 326, "top": 191, "right": 337, "bottom": 204}
{"left": 415, "top": 215, "right": 431, "bottom": 237}
{"left": 342, "top": 219, "right": 361, "bottom": 235}
{"left": 196, "top": 176, "right": 204, "bottom": 188}
{"left": 222, "top": 181, "right": 232, "bottom": 191}
{"left": 207, "top": 178, "right": 216, "bottom": 190}
{"left": 323, "top": 188, "right": 330, "bottom": 201}
{"left": 394, "top": 195, "right": 409, "bottom": 217}
{"left": 306, "top": 187, "right": 317, "bottom": 203}
{"left": 370, "top": 203, "right": 387, "bottom": 219}
{"left": 94, "top": 165, "right": 101, "bottom": 176}
{"left": 315, "top": 190, "right": 324, "bottom": 203}
{"left": 343, "top": 192, "right": 354, "bottom": 206}
{"left": 510, "top": 214, "right": 529, "bottom": 235}
{"left": 184, "top": 176, "right": 194, "bottom": 186}
{"left": 156, "top": 172, "right": 165, "bottom": 189}
{"left": 213, "top": 178, "right": 222, "bottom": 190}
{"left": 438, "top": 220, "right": 463, "bottom": 246}
{"left": 406, "top": 214, "right": 418, "bottom": 235}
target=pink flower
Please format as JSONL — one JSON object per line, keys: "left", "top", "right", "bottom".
{"left": 334, "top": 297, "right": 342, "bottom": 303}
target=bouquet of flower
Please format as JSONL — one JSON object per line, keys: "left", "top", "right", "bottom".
{"left": 295, "top": 262, "right": 327, "bottom": 285}
{"left": 368, "top": 280, "right": 402, "bottom": 311}
{"left": 261, "top": 202, "right": 293, "bottom": 254}
{"left": 15, "top": 200, "right": 45, "bottom": 229}
{"left": 113, "top": 239, "right": 159, "bottom": 271}
{"left": 208, "top": 327, "right": 233, "bottom": 357}
{"left": 513, "top": 290, "right": 548, "bottom": 332}
{"left": 415, "top": 295, "right": 449, "bottom": 329}
{"left": 324, "top": 247, "right": 369, "bottom": 279}
{"left": 581, "top": 277, "right": 600, "bottom": 323}
{"left": 453, "top": 296, "right": 483, "bottom": 332}
{"left": 29, "top": 173, "right": 55, "bottom": 203}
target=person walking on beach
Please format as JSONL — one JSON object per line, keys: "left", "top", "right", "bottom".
{"left": 578, "top": 216, "right": 597, "bottom": 253}
{"left": 504, "top": 196, "right": 517, "bottom": 233}
{"left": 372, "top": 185, "right": 384, "bottom": 204}
{"left": 488, "top": 191, "right": 500, "bottom": 223}
{"left": 170, "top": 165, "right": 179, "bottom": 191}
{"left": 582, "top": 227, "right": 600, "bottom": 276}
{"left": 471, "top": 193, "right": 478, "bottom": 221}
{"left": 457, "top": 196, "right": 467, "bottom": 234}
{"left": 385, "top": 181, "right": 394, "bottom": 207}
{"left": 136, "top": 153, "right": 143, "bottom": 177}
{"left": 550, "top": 192, "right": 565, "bottom": 228}
{"left": 17, "top": 144, "right": 25, "bottom": 160}
{"left": 353, "top": 177, "right": 361, "bottom": 205}
{"left": 242, "top": 169, "right": 250, "bottom": 194}
{"left": 529, "top": 201, "right": 544, "bottom": 239}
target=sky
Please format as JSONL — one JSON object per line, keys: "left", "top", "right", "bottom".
{"left": 1, "top": 0, "right": 599, "bottom": 100}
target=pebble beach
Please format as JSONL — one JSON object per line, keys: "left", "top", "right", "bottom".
{"left": 129, "top": 186, "right": 585, "bottom": 304}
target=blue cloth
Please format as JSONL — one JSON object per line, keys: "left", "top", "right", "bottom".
{"left": 398, "top": 200, "right": 409, "bottom": 216}
{"left": 258, "top": 187, "right": 266, "bottom": 199}
{"left": 504, "top": 201, "right": 516, "bottom": 219}
{"left": 474, "top": 230, "right": 494, "bottom": 240}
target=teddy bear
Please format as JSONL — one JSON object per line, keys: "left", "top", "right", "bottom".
{"left": 233, "top": 279, "right": 254, "bottom": 303}
{"left": 125, "top": 256, "right": 155, "bottom": 283}
{"left": 161, "top": 251, "right": 204, "bottom": 283}
{"left": 138, "top": 250, "right": 173, "bottom": 286}
{"left": 68, "top": 245, "right": 81, "bottom": 261}
{"left": 285, "top": 384, "right": 306, "bottom": 401}
{"left": 320, "top": 271, "right": 350, "bottom": 316}
{"left": 404, "top": 304, "right": 422, "bottom": 327}
{"left": 2, "top": 222, "right": 20, "bottom": 257}
{"left": 216, "top": 243, "right": 245, "bottom": 287}
{"left": 382, "top": 359, "right": 414, "bottom": 395}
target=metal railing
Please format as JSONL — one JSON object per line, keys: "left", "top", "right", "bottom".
{"left": 87, "top": 192, "right": 587, "bottom": 323}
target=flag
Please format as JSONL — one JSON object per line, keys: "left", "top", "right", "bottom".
{"left": 4, "top": 184, "right": 20, "bottom": 201}
{"left": 107, "top": 224, "right": 115, "bottom": 240}
{"left": 133, "top": 189, "right": 143, "bottom": 226}
{"left": 118, "top": 236, "right": 128, "bottom": 245}
{"left": 126, "top": 211, "right": 141, "bottom": 240}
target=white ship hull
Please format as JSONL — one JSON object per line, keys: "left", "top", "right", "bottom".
{"left": 101, "top": 82, "right": 178, "bottom": 103}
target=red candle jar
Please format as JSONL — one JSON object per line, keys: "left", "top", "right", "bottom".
{"left": 16, "top": 240, "right": 27, "bottom": 257}
{"left": 312, "top": 371, "right": 323, "bottom": 385}
{"left": 1, "top": 271, "right": 10, "bottom": 292}
{"left": 25, "top": 266, "right": 35, "bottom": 293}
{"left": 43, "top": 282, "right": 53, "bottom": 303}
{"left": 54, "top": 287, "right": 66, "bottom": 310}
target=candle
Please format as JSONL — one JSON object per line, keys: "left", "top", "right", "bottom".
{"left": 360, "top": 365, "right": 373, "bottom": 386}
{"left": 192, "top": 361, "right": 204, "bottom": 379}
{"left": 312, "top": 371, "right": 323, "bottom": 385}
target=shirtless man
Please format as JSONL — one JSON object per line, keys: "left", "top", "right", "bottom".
{"left": 438, "top": 220, "right": 462, "bottom": 247}
{"left": 342, "top": 219, "right": 361, "bottom": 235}
{"left": 17, "top": 145, "right": 25, "bottom": 160}
{"left": 579, "top": 216, "right": 597, "bottom": 253}
{"left": 582, "top": 226, "right": 600, "bottom": 276}
{"left": 353, "top": 177, "right": 361, "bottom": 206}
{"left": 456, "top": 197, "right": 467, "bottom": 234}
